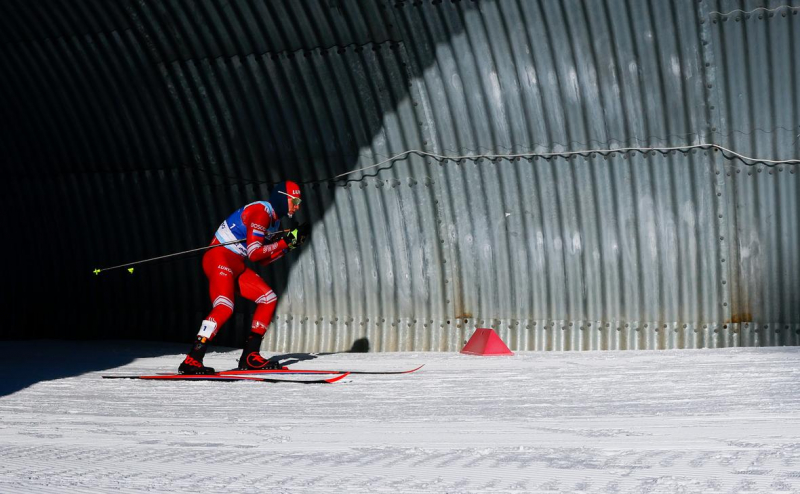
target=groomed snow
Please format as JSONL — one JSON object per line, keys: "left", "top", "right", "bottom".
{"left": 2, "top": 340, "right": 800, "bottom": 493}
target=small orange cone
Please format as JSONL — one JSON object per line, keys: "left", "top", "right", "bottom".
{"left": 460, "top": 328, "right": 514, "bottom": 356}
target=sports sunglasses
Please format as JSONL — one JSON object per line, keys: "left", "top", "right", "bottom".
{"left": 278, "top": 190, "right": 301, "bottom": 205}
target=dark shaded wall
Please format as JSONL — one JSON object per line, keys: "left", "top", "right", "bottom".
{"left": 0, "top": 0, "right": 452, "bottom": 347}
{"left": 0, "top": 0, "right": 798, "bottom": 351}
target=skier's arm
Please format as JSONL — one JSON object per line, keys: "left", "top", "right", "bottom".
{"left": 256, "top": 246, "right": 287, "bottom": 267}
{"left": 249, "top": 237, "right": 289, "bottom": 263}
{"left": 255, "top": 224, "right": 310, "bottom": 266}
{"left": 244, "top": 209, "right": 289, "bottom": 263}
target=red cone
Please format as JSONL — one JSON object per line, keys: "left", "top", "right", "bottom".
{"left": 460, "top": 328, "right": 514, "bottom": 356}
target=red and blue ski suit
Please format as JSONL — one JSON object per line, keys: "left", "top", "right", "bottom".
{"left": 202, "top": 201, "right": 290, "bottom": 339}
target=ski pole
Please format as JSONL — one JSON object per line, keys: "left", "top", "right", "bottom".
{"left": 92, "top": 239, "right": 244, "bottom": 275}
{"left": 93, "top": 230, "right": 292, "bottom": 275}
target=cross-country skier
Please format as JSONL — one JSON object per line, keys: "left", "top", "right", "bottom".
{"left": 178, "top": 180, "right": 308, "bottom": 375}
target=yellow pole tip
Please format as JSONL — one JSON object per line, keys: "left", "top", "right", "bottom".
{"left": 93, "top": 269, "right": 101, "bottom": 275}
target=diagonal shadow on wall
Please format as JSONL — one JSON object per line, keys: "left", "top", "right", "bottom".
{"left": 0, "top": 0, "right": 485, "bottom": 394}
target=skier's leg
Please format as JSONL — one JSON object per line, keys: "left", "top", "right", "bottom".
{"left": 236, "top": 268, "right": 280, "bottom": 369}
{"left": 179, "top": 248, "right": 243, "bottom": 374}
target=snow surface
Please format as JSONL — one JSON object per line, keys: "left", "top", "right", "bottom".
{"left": 2, "top": 341, "right": 800, "bottom": 493}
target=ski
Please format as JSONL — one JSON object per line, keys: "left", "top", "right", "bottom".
{"left": 216, "top": 364, "right": 425, "bottom": 376}
{"left": 106, "top": 364, "right": 423, "bottom": 380}
{"left": 102, "top": 372, "right": 349, "bottom": 384}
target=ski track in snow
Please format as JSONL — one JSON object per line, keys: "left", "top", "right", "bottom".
{"left": 2, "top": 343, "right": 800, "bottom": 493}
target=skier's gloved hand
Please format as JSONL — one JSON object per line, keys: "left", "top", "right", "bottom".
{"left": 282, "top": 223, "right": 310, "bottom": 250}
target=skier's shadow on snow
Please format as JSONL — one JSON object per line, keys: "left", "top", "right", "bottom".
{"left": 0, "top": 340, "right": 167, "bottom": 398}
{"left": 0, "top": 337, "right": 371, "bottom": 397}
{"left": 267, "top": 337, "right": 370, "bottom": 367}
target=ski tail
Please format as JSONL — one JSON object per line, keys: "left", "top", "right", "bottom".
{"left": 217, "top": 364, "right": 425, "bottom": 376}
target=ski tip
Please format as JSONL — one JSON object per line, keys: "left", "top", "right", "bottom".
{"left": 325, "top": 372, "right": 350, "bottom": 383}
{"left": 405, "top": 364, "right": 425, "bottom": 373}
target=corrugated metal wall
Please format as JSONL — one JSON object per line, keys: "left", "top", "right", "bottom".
{"left": 709, "top": 0, "right": 800, "bottom": 346}
{"left": 0, "top": 0, "right": 797, "bottom": 351}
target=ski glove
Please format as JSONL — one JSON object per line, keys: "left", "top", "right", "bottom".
{"left": 282, "top": 223, "right": 310, "bottom": 250}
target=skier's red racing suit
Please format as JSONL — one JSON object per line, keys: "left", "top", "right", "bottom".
{"left": 202, "top": 201, "right": 290, "bottom": 339}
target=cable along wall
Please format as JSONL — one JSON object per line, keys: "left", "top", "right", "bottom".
{"left": 267, "top": 0, "right": 800, "bottom": 352}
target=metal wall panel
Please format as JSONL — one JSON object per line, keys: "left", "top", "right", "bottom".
{"left": 0, "top": 0, "right": 798, "bottom": 351}
{"left": 708, "top": 0, "right": 800, "bottom": 345}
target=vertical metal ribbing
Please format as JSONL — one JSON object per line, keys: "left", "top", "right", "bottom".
{"left": 361, "top": 94, "right": 395, "bottom": 345}
{"left": 125, "top": 3, "right": 186, "bottom": 340}
{"left": 363, "top": 48, "right": 403, "bottom": 341}
{"left": 316, "top": 51, "right": 363, "bottom": 349}
{"left": 699, "top": 1, "right": 732, "bottom": 347}
{"left": 418, "top": 4, "right": 468, "bottom": 330}
{"left": 269, "top": 47, "right": 325, "bottom": 348}
{"left": 279, "top": 1, "right": 316, "bottom": 50}
{"left": 2, "top": 0, "right": 799, "bottom": 351}
{"left": 260, "top": 1, "right": 390, "bottom": 350}
{"left": 128, "top": 39, "right": 207, "bottom": 338}
{"left": 769, "top": 13, "right": 795, "bottom": 345}
{"left": 265, "top": 42, "right": 317, "bottom": 181}
{"left": 243, "top": 55, "right": 282, "bottom": 180}
{"left": 72, "top": 1, "right": 144, "bottom": 171}
{"left": 251, "top": 56, "right": 293, "bottom": 172}
{"left": 225, "top": 3, "right": 266, "bottom": 180}
{"left": 21, "top": 6, "right": 136, "bottom": 337}
{"left": 165, "top": 4, "right": 231, "bottom": 183}
{"left": 557, "top": 2, "right": 590, "bottom": 342}
{"left": 709, "top": 2, "right": 800, "bottom": 346}
{"left": 299, "top": 0, "right": 349, "bottom": 180}
{"left": 24, "top": 43, "right": 98, "bottom": 170}
{"left": 386, "top": 4, "right": 449, "bottom": 349}
{"left": 573, "top": 2, "right": 606, "bottom": 346}
{"left": 9, "top": 0, "right": 54, "bottom": 41}
{"left": 122, "top": 12, "right": 184, "bottom": 167}
{"left": 295, "top": 53, "right": 342, "bottom": 350}
{"left": 451, "top": 5, "right": 503, "bottom": 325}
{"left": 496, "top": 2, "right": 541, "bottom": 344}
{"left": 469, "top": 5, "right": 519, "bottom": 329}
{"left": 362, "top": 47, "right": 404, "bottom": 351}
{"left": 40, "top": 0, "right": 122, "bottom": 172}
{"left": 0, "top": 0, "right": 27, "bottom": 43}
{"left": 527, "top": 1, "right": 566, "bottom": 326}
{"left": 391, "top": 3, "right": 458, "bottom": 350}
{"left": 329, "top": 53, "right": 372, "bottom": 336}
{"left": 216, "top": 4, "right": 266, "bottom": 183}
{"left": 118, "top": 6, "right": 170, "bottom": 339}
{"left": 0, "top": 43, "right": 59, "bottom": 173}
{"left": 196, "top": 2, "right": 251, "bottom": 187}
{"left": 516, "top": 4, "right": 554, "bottom": 344}
{"left": 649, "top": 1, "right": 675, "bottom": 333}
{"left": 667, "top": 1, "right": 699, "bottom": 344}
{"left": 101, "top": 32, "right": 162, "bottom": 168}
{"left": 248, "top": 1, "right": 280, "bottom": 54}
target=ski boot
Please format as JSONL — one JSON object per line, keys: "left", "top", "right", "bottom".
{"left": 238, "top": 352, "right": 285, "bottom": 370}
{"left": 178, "top": 336, "right": 216, "bottom": 375}
{"left": 238, "top": 331, "right": 285, "bottom": 370}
